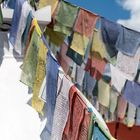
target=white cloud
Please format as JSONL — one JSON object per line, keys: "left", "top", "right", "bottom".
{"left": 116, "top": 0, "right": 140, "bottom": 31}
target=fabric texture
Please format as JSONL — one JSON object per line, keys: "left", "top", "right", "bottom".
{"left": 84, "top": 37, "right": 92, "bottom": 64}
{"left": 45, "top": 27, "right": 66, "bottom": 46}
{"left": 20, "top": 29, "right": 39, "bottom": 88}
{"left": 62, "top": 86, "right": 91, "bottom": 140}
{"left": 91, "top": 29, "right": 116, "bottom": 65}
{"left": 39, "top": 0, "right": 59, "bottom": 15}
{"left": 85, "top": 53, "right": 107, "bottom": 80}
{"left": 54, "top": 1, "right": 79, "bottom": 35}
{"left": 115, "top": 26, "right": 140, "bottom": 56}
{"left": 55, "top": 1, "right": 79, "bottom": 27}
{"left": 83, "top": 71, "right": 96, "bottom": 97}
{"left": 51, "top": 76, "right": 73, "bottom": 140}
{"left": 29, "top": 0, "right": 38, "bottom": 10}
{"left": 71, "top": 63, "right": 77, "bottom": 82}
{"left": 7, "top": 0, "right": 16, "bottom": 9}
{"left": 123, "top": 81, "right": 140, "bottom": 107}
{"left": 93, "top": 123, "right": 109, "bottom": 140}
{"left": 66, "top": 47, "right": 83, "bottom": 66}
{"left": 135, "top": 61, "right": 140, "bottom": 83}
{"left": 0, "top": 0, "right": 3, "bottom": 24}
{"left": 39, "top": 76, "right": 46, "bottom": 103}
{"left": 0, "top": 6, "right": 3, "bottom": 25}
{"left": 22, "top": 11, "right": 33, "bottom": 50}
{"left": 110, "top": 64, "right": 126, "bottom": 93}
{"left": 136, "top": 108, "right": 140, "bottom": 126}
{"left": 31, "top": 40, "right": 47, "bottom": 115}
{"left": 78, "top": 110, "right": 91, "bottom": 140}
{"left": 24, "top": 19, "right": 36, "bottom": 54}
{"left": 101, "top": 17, "right": 121, "bottom": 57}
{"left": 91, "top": 30, "right": 106, "bottom": 58}
{"left": 98, "top": 79, "right": 110, "bottom": 107}
{"left": 102, "top": 63, "right": 111, "bottom": 83}
{"left": 88, "top": 113, "right": 94, "bottom": 140}
{"left": 70, "top": 32, "right": 89, "bottom": 56}
{"left": 99, "top": 104, "right": 108, "bottom": 120}
{"left": 74, "top": 9, "right": 98, "bottom": 38}
{"left": 41, "top": 52, "right": 59, "bottom": 138}
{"left": 54, "top": 22, "right": 72, "bottom": 36}
{"left": 14, "top": 1, "right": 32, "bottom": 54}
{"left": 76, "top": 65, "right": 85, "bottom": 87}
{"left": 39, "top": 63, "right": 63, "bottom": 104}
{"left": 9, "top": 0, "right": 25, "bottom": 46}
{"left": 109, "top": 89, "right": 118, "bottom": 113}
{"left": 117, "top": 96, "right": 127, "bottom": 119}
{"left": 58, "top": 42, "right": 72, "bottom": 74}
{"left": 125, "top": 103, "right": 136, "bottom": 127}
{"left": 116, "top": 47, "right": 140, "bottom": 81}
{"left": 91, "top": 53, "right": 107, "bottom": 80}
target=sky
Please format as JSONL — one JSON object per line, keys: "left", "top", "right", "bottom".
{"left": 66, "top": 0, "right": 130, "bottom": 21}
{"left": 66, "top": 0, "right": 140, "bottom": 31}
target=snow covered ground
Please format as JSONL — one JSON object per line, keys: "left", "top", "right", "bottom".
{"left": 0, "top": 32, "right": 41, "bottom": 140}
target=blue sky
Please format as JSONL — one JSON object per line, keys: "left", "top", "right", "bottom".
{"left": 66, "top": 0, "right": 130, "bottom": 21}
